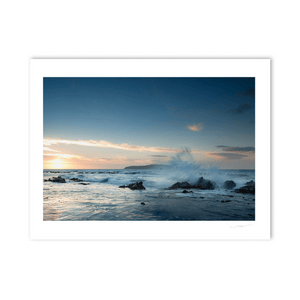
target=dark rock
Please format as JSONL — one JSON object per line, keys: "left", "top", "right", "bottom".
{"left": 44, "top": 176, "right": 66, "bottom": 183}
{"left": 245, "top": 180, "right": 255, "bottom": 187}
{"left": 141, "top": 202, "right": 145, "bottom": 205}
{"left": 70, "top": 177, "right": 84, "bottom": 182}
{"left": 166, "top": 177, "right": 217, "bottom": 190}
{"left": 228, "top": 195, "right": 234, "bottom": 197}
{"left": 119, "top": 182, "right": 146, "bottom": 190}
{"left": 79, "top": 182, "right": 90, "bottom": 185}
{"left": 182, "top": 190, "right": 193, "bottom": 194}
{"left": 127, "top": 182, "right": 146, "bottom": 190}
{"left": 167, "top": 182, "right": 192, "bottom": 190}
{"left": 235, "top": 185, "right": 255, "bottom": 195}
{"left": 193, "top": 177, "right": 217, "bottom": 190}
{"left": 222, "top": 180, "right": 236, "bottom": 190}
{"left": 221, "top": 200, "right": 231, "bottom": 203}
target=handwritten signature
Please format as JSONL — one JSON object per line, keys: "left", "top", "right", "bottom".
{"left": 230, "top": 224, "right": 253, "bottom": 228}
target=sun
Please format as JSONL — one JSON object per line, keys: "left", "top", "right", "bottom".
{"left": 50, "top": 159, "right": 64, "bottom": 169}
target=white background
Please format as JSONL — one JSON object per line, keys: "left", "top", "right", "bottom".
{"left": 30, "top": 59, "right": 270, "bottom": 240}
{"left": 1, "top": 1, "right": 299, "bottom": 299}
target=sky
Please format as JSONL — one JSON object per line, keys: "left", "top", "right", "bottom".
{"left": 43, "top": 77, "right": 255, "bottom": 169}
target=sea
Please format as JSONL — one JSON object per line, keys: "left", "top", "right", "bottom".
{"left": 43, "top": 165, "right": 255, "bottom": 221}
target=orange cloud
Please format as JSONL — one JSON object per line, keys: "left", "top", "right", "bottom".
{"left": 43, "top": 153, "right": 82, "bottom": 159}
{"left": 187, "top": 123, "right": 203, "bottom": 132}
{"left": 43, "top": 147, "right": 60, "bottom": 152}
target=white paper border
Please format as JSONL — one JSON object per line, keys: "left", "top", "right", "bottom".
{"left": 30, "top": 59, "right": 270, "bottom": 240}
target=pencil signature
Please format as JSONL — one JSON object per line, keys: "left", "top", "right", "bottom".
{"left": 230, "top": 224, "right": 253, "bottom": 228}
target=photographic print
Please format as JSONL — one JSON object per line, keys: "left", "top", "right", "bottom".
{"left": 30, "top": 59, "right": 270, "bottom": 239}
{"left": 43, "top": 77, "right": 255, "bottom": 221}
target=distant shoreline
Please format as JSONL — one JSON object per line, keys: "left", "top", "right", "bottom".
{"left": 124, "top": 164, "right": 165, "bottom": 170}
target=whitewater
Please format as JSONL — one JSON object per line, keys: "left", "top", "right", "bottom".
{"left": 43, "top": 164, "right": 255, "bottom": 221}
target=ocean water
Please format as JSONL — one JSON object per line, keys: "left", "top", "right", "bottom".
{"left": 43, "top": 168, "right": 255, "bottom": 221}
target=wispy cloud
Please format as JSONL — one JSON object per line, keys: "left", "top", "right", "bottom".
{"left": 215, "top": 145, "right": 255, "bottom": 153}
{"left": 187, "top": 123, "right": 203, "bottom": 132}
{"left": 43, "top": 138, "right": 202, "bottom": 154}
{"left": 43, "top": 153, "right": 82, "bottom": 159}
{"left": 43, "top": 147, "right": 60, "bottom": 152}
{"left": 148, "top": 155, "right": 168, "bottom": 157}
{"left": 207, "top": 152, "right": 248, "bottom": 161}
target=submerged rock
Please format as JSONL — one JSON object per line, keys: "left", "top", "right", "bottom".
{"left": 141, "top": 202, "right": 145, "bottom": 205}
{"left": 222, "top": 180, "right": 236, "bottom": 190}
{"left": 78, "top": 182, "right": 90, "bottom": 185}
{"left": 119, "top": 181, "right": 146, "bottom": 190}
{"left": 44, "top": 176, "right": 66, "bottom": 183}
{"left": 182, "top": 190, "right": 193, "bottom": 194}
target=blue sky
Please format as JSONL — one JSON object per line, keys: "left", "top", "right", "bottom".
{"left": 43, "top": 77, "right": 255, "bottom": 169}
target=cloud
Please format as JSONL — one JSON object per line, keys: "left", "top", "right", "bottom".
{"left": 43, "top": 147, "right": 60, "bottom": 152}
{"left": 232, "top": 103, "right": 252, "bottom": 114}
{"left": 43, "top": 138, "right": 203, "bottom": 154}
{"left": 43, "top": 153, "right": 82, "bottom": 159}
{"left": 207, "top": 152, "right": 248, "bottom": 161}
{"left": 187, "top": 123, "right": 203, "bottom": 132}
{"left": 237, "top": 87, "right": 255, "bottom": 97}
{"left": 148, "top": 155, "right": 168, "bottom": 157}
{"left": 216, "top": 146, "right": 255, "bottom": 153}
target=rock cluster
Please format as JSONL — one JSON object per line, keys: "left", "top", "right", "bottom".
{"left": 167, "top": 177, "right": 217, "bottom": 190}
{"left": 119, "top": 181, "right": 146, "bottom": 190}
{"left": 44, "top": 176, "right": 66, "bottom": 183}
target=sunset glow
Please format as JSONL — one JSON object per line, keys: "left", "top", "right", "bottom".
{"left": 43, "top": 77, "right": 255, "bottom": 169}
{"left": 48, "top": 159, "right": 65, "bottom": 169}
